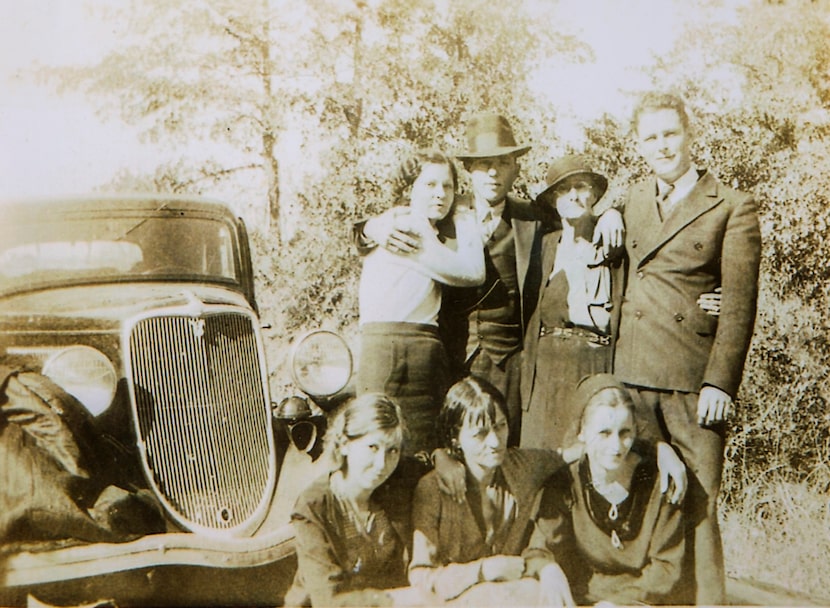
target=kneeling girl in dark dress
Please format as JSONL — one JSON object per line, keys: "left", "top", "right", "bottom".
{"left": 523, "top": 374, "right": 685, "bottom": 606}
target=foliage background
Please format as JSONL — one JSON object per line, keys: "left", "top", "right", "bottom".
{"left": 7, "top": 0, "right": 830, "bottom": 598}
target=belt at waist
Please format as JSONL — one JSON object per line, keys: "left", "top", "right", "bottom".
{"left": 539, "top": 325, "right": 611, "bottom": 346}
{"left": 360, "top": 322, "right": 440, "bottom": 338}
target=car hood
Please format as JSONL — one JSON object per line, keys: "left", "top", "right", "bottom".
{"left": 0, "top": 283, "right": 253, "bottom": 325}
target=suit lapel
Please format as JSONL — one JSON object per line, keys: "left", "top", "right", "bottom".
{"left": 637, "top": 172, "right": 722, "bottom": 265}
{"left": 541, "top": 230, "right": 561, "bottom": 285}
{"left": 508, "top": 197, "right": 540, "bottom": 298}
{"left": 628, "top": 180, "right": 663, "bottom": 260}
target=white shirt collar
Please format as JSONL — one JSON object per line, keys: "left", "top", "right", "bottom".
{"left": 658, "top": 164, "right": 699, "bottom": 206}
{"left": 477, "top": 198, "right": 506, "bottom": 241}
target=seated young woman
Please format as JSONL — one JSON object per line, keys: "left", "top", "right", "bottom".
{"left": 286, "top": 393, "right": 424, "bottom": 607}
{"left": 407, "top": 375, "right": 559, "bottom": 604}
{"left": 523, "top": 373, "right": 685, "bottom": 606}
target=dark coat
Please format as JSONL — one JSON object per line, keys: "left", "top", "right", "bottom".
{"left": 439, "top": 194, "right": 544, "bottom": 373}
{"left": 523, "top": 454, "right": 684, "bottom": 605}
{"left": 614, "top": 171, "right": 761, "bottom": 397}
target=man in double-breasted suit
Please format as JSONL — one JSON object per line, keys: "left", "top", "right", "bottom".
{"left": 614, "top": 92, "right": 761, "bottom": 604}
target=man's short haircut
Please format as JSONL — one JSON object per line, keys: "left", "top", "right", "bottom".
{"left": 631, "top": 92, "right": 690, "bottom": 134}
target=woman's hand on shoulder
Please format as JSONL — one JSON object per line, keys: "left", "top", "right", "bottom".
{"left": 559, "top": 441, "right": 584, "bottom": 464}
{"left": 432, "top": 449, "right": 466, "bottom": 503}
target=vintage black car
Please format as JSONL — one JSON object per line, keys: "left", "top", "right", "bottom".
{"left": 0, "top": 196, "right": 348, "bottom": 607}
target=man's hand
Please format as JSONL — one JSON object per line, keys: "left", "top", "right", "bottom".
{"left": 697, "top": 287, "right": 722, "bottom": 317}
{"left": 433, "top": 449, "right": 466, "bottom": 503}
{"left": 592, "top": 208, "right": 625, "bottom": 257}
{"left": 697, "top": 385, "right": 733, "bottom": 426}
{"left": 538, "top": 563, "right": 576, "bottom": 607}
{"left": 656, "top": 441, "right": 687, "bottom": 504}
{"left": 363, "top": 207, "right": 421, "bottom": 254}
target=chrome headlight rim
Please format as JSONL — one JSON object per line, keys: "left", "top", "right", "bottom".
{"left": 41, "top": 345, "right": 118, "bottom": 417}
{"left": 289, "top": 329, "right": 353, "bottom": 399}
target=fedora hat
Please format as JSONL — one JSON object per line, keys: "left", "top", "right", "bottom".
{"left": 537, "top": 155, "right": 608, "bottom": 207}
{"left": 456, "top": 113, "right": 531, "bottom": 160}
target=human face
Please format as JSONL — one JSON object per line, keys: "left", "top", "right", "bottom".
{"left": 553, "top": 175, "right": 598, "bottom": 221}
{"left": 580, "top": 404, "right": 636, "bottom": 473}
{"left": 457, "top": 406, "right": 509, "bottom": 478}
{"left": 410, "top": 162, "right": 455, "bottom": 224}
{"left": 340, "top": 430, "right": 401, "bottom": 493}
{"left": 635, "top": 108, "right": 692, "bottom": 184}
{"left": 468, "top": 155, "right": 519, "bottom": 206}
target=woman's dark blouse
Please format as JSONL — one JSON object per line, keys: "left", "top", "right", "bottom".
{"left": 523, "top": 453, "right": 684, "bottom": 605}
{"left": 286, "top": 459, "right": 426, "bottom": 607}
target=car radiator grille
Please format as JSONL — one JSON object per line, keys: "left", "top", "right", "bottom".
{"left": 128, "top": 312, "right": 274, "bottom": 535}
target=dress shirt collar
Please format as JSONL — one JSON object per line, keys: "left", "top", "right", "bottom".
{"left": 657, "top": 163, "right": 699, "bottom": 207}
{"left": 477, "top": 198, "right": 507, "bottom": 241}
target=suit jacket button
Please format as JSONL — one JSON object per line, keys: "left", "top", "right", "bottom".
{"left": 695, "top": 242, "right": 703, "bottom": 250}
{"left": 675, "top": 313, "right": 684, "bottom": 322}
{"left": 632, "top": 240, "right": 638, "bottom": 249}
{"left": 635, "top": 310, "right": 643, "bottom": 319}
{"left": 637, "top": 271, "right": 644, "bottom": 279}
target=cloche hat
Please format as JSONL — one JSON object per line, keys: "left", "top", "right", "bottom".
{"left": 537, "top": 155, "right": 608, "bottom": 207}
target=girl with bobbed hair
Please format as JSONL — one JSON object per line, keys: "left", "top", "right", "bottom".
{"left": 408, "top": 376, "right": 567, "bottom": 604}
{"left": 357, "top": 149, "right": 485, "bottom": 456}
{"left": 523, "top": 374, "right": 685, "bottom": 606}
{"left": 286, "top": 393, "right": 419, "bottom": 607}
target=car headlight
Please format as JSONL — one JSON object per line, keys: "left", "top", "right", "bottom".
{"left": 290, "top": 330, "right": 353, "bottom": 400}
{"left": 42, "top": 346, "right": 118, "bottom": 416}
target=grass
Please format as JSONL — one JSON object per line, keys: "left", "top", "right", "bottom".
{"left": 721, "top": 474, "right": 830, "bottom": 603}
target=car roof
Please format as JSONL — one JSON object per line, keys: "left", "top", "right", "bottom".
{"left": 0, "top": 194, "right": 239, "bottom": 222}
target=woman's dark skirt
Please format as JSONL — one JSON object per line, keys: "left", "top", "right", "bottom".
{"left": 521, "top": 333, "right": 613, "bottom": 451}
{"left": 356, "top": 322, "right": 450, "bottom": 456}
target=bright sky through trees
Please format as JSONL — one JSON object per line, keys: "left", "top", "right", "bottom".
{"left": 0, "top": 0, "right": 746, "bottom": 199}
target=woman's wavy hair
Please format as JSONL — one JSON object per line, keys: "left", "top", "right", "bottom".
{"left": 437, "top": 376, "right": 508, "bottom": 460}
{"left": 391, "top": 148, "right": 460, "bottom": 239}
{"left": 324, "top": 393, "right": 406, "bottom": 472}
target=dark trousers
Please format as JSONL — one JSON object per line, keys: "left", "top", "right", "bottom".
{"left": 468, "top": 349, "right": 522, "bottom": 447}
{"left": 629, "top": 387, "right": 726, "bottom": 605}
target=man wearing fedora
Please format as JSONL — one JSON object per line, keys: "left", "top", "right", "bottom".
{"left": 439, "top": 113, "right": 543, "bottom": 444}
{"left": 614, "top": 92, "right": 761, "bottom": 604}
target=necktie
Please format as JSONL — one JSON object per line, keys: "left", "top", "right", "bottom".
{"left": 657, "top": 183, "right": 675, "bottom": 220}
{"left": 481, "top": 210, "right": 496, "bottom": 242}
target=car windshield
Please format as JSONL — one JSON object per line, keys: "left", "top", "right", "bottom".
{"left": 0, "top": 214, "right": 240, "bottom": 295}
